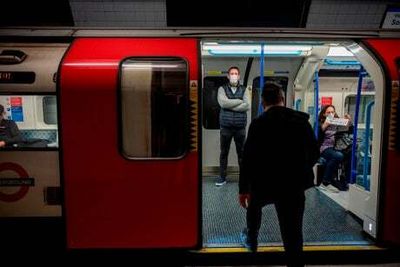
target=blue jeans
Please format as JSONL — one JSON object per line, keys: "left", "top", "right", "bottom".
{"left": 321, "top": 147, "right": 344, "bottom": 185}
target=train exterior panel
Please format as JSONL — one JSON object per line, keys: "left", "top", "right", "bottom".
{"left": 0, "top": 152, "right": 60, "bottom": 216}
{"left": 364, "top": 39, "right": 400, "bottom": 245}
{"left": 0, "top": 43, "right": 65, "bottom": 217}
{"left": 60, "top": 38, "right": 200, "bottom": 248}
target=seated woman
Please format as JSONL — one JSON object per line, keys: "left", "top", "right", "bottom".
{"left": 318, "top": 105, "right": 353, "bottom": 193}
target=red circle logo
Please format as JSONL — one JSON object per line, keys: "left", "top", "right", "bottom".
{"left": 0, "top": 162, "right": 30, "bottom": 202}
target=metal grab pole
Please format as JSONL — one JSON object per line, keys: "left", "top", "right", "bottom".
{"left": 295, "top": 99, "right": 301, "bottom": 111}
{"left": 314, "top": 71, "right": 319, "bottom": 138}
{"left": 258, "top": 43, "right": 265, "bottom": 115}
{"left": 350, "top": 66, "right": 366, "bottom": 184}
{"left": 363, "top": 100, "right": 374, "bottom": 191}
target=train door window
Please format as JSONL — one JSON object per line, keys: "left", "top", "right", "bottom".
{"left": 202, "top": 76, "right": 228, "bottom": 129}
{"left": 42, "top": 96, "right": 57, "bottom": 125}
{"left": 120, "top": 58, "right": 188, "bottom": 159}
{"left": 344, "top": 93, "right": 375, "bottom": 188}
{"left": 0, "top": 95, "right": 58, "bottom": 149}
{"left": 251, "top": 76, "right": 288, "bottom": 119}
{"left": 344, "top": 94, "right": 375, "bottom": 124}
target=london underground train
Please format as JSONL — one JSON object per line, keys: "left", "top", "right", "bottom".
{"left": 0, "top": 28, "right": 399, "bottom": 262}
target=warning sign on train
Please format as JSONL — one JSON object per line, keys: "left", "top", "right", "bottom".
{"left": 0, "top": 162, "right": 33, "bottom": 202}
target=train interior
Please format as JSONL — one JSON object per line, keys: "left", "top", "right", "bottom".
{"left": 201, "top": 40, "right": 384, "bottom": 249}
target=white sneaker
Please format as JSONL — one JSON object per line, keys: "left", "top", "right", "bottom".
{"left": 319, "top": 184, "right": 339, "bottom": 193}
{"left": 215, "top": 177, "right": 227, "bottom": 186}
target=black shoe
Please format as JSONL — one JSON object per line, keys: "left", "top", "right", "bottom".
{"left": 332, "top": 179, "right": 348, "bottom": 191}
{"left": 215, "top": 176, "right": 226, "bottom": 186}
{"left": 240, "top": 228, "right": 257, "bottom": 252}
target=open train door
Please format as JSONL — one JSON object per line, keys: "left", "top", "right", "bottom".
{"left": 60, "top": 38, "right": 200, "bottom": 249}
{"left": 363, "top": 39, "right": 400, "bottom": 246}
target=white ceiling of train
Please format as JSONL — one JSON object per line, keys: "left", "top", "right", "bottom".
{"left": 68, "top": 0, "right": 392, "bottom": 29}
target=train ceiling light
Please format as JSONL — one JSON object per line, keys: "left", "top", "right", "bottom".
{"left": 327, "top": 47, "right": 354, "bottom": 57}
{"left": 202, "top": 43, "right": 312, "bottom": 56}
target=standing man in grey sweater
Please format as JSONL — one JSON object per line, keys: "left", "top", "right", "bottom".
{"left": 216, "top": 66, "right": 250, "bottom": 186}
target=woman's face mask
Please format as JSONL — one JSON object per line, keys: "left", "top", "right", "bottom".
{"left": 326, "top": 111, "right": 335, "bottom": 120}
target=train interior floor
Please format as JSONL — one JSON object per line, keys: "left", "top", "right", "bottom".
{"left": 202, "top": 176, "right": 373, "bottom": 248}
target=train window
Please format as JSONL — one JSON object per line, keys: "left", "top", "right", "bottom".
{"left": 0, "top": 95, "right": 58, "bottom": 149}
{"left": 120, "top": 58, "right": 188, "bottom": 159}
{"left": 43, "top": 96, "right": 57, "bottom": 125}
{"left": 345, "top": 95, "right": 375, "bottom": 124}
{"left": 251, "top": 76, "right": 288, "bottom": 119}
{"left": 202, "top": 76, "right": 228, "bottom": 129}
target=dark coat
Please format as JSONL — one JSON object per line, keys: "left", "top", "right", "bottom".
{"left": 0, "top": 119, "right": 23, "bottom": 146}
{"left": 239, "top": 106, "right": 319, "bottom": 203}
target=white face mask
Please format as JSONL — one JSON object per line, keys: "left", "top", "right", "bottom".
{"left": 229, "top": 75, "right": 239, "bottom": 84}
{"left": 327, "top": 113, "right": 334, "bottom": 120}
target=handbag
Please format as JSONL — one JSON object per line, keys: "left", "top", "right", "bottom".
{"left": 334, "top": 132, "right": 353, "bottom": 151}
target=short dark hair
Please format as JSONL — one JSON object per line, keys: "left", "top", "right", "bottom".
{"left": 261, "top": 82, "right": 284, "bottom": 106}
{"left": 0, "top": 104, "right": 4, "bottom": 114}
{"left": 227, "top": 66, "right": 240, "bottom": 74}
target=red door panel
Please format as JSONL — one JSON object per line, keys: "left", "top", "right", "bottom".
{"left": 60, "top": 38, "right": 199, "bottom": 248}
{"left": 364, "top": 39, "right": 400, "bottom": 245}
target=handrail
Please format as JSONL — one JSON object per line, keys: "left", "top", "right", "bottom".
{"left": 363, "top": 100, "right": 375, "bottom": 191}
{"left": 350, "top": 66, "right": 366, "bottom": 184}
{"left": 0, "top": 50, "right": 27, "bottom": 64}
{"left": 314, "top": 71, "right": 319, "bottom": 138}
{"left": 295, "top": 99, "right": 301, "bottom": 111}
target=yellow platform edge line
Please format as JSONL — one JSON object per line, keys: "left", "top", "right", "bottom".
{"left": 194, "top": 245, "right": 383, "bottom": 253}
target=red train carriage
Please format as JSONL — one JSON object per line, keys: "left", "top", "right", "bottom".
{"left": 0, "top": 29, "right": 399, "bottom": 262}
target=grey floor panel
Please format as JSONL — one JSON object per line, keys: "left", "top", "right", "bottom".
{"left": 202, "top": 177, "right": 373, "bottom": 247}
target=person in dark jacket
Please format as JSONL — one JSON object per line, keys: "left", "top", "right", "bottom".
{"left": 0, "top": 104, "right": 23, "bottom": 148}
{"left": 239, "top": 83, "right": 319, "bottom": 267}
{"left": 216, "top": 66, "right": 250, "bottom": 186}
